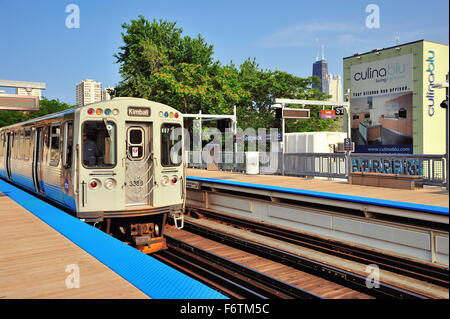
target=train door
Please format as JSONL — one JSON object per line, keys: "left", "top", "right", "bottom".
{"left": 125, "top": 122, "right": 153, "bottom": 207}
{"left": 5, "top": 132, "right": 12, "bottom": 180}
{"left": 32, "top": 127, "right": 43, "bottom": 193}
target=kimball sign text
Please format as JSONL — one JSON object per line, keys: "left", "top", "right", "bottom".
{"left": 128, "top": 107, "right": 151, "bottom": 117}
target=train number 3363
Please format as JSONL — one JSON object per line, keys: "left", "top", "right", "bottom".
{"left": 129, "top": 180, "right": 144, "bottom": 187}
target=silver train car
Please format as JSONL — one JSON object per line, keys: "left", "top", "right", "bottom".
{"left": 0, "top": 97, "right": 185, "bottom": 253}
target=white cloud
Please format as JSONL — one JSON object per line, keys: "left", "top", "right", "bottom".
{"left": 257, "top": 22, "right": 366, "bottom": 48}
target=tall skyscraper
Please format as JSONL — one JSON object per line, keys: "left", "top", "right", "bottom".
{"left": 312, "top": 46, "right": 342, "bottom": 102}
{"left": 312, "top": 59, "right": 329, "bottom": 91}
{"left": 76, "top": 79, "right": 102, "bottom": 106}
{"left": 312, "top": 45, "right": 328, "bottom": 91}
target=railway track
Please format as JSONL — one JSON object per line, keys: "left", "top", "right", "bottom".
{"left": 159, "top": 221, "right": 433, "bottom": 299}
{"left": 165, "top": 212, "right": 446, "bottom": 299}
{"left": 154, "top": 235, "right": 322, "bottom": 299}
{"left": 186, "top": 208, "right": 449, "bottom": 289}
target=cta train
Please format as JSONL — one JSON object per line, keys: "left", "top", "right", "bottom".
{"left": 0, "top": 98, "right": 185, "bottom": 253}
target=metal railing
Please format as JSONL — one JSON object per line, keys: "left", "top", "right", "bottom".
{"left": 185, "top": 151, "right": 447, "bottom": 186}
{"left": 284, "top": 153, "right": 347, "bottom": 178}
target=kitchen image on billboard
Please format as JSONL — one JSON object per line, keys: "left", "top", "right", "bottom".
{"left": 351, "top": 91, "right": 413, "bottom": 153}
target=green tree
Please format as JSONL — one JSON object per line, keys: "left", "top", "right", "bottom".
{"left": 0, "top": 98, "right": 74, "bottom": 127}
{"left": 235, "top": 58, "right": 336, "bottom": 132}
{"left": 0, "top": 110, "right": 28, "bottom": 128}
{"left": 27, "top": 98, "right": 73, "bottom": 119}
{"left": 114, "top": 16, "right": 340, "bottom": 133}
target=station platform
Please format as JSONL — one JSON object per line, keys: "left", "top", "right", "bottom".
{"left": 187, "top": 169, "right": 449, "bottom": 215}
{"left": 0, "top": 179, "right": 226, "bottom": 299}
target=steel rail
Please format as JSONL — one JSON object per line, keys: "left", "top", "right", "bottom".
{"left": 187, "top": 208, "right": 449, "bottom": 288}
{"left": 177, "top": 219, "right": 429, "bottom": 299}
{"left": 153, "top": 248, "right": 266, "bottom": 299}
{"left": 156, "top": 235, "right": 323, "bottom": 299}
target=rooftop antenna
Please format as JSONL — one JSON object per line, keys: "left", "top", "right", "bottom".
{"left": 315, "top": 38, "right": 320, "bottom": 61}
{"left": 321, "top": 44, "right": 325, "bottom": 60}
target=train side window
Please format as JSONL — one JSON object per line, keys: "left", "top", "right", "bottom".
{"left": 13, "top": 132, "right": 18, "bottom": 159}
{"left": 0, "top": 133, "right": 4, "bottom": 157}
{"left": 10, "top": 132, "right": 14, "bottom": 159}
{"left": 24, "top": 129, "right": 31, "bottom": 161}
{"left": 49, "top": 124, "right": 61, "bottom": 166}
{"left": 18, "top": 130, "right": 24, "bottom": 160}
{"left": 62, "top": 121, "right": 74, "bottom": 168}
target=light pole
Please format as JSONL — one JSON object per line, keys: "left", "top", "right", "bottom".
{"left": 271, "top": 103, "right": 285, "bottom": 175}
{"left": 343, "top": 89, "right": 352, "bottom": 178}
{"left": 432, "top": 73, "right": 449, "bottom": 190}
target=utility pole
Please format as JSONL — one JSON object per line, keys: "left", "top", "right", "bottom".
{"left": 432, "top": 74, "right": 449, "bottom": 190}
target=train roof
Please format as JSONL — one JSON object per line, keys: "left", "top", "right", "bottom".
{"left": 0, "top": 97, "right": 180, "bottom": 130}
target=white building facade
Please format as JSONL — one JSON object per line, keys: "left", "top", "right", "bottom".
{"left": 76, "top": 79, "right": 103, "bottom": 106}
{"left": 323, "top": 74, "right": 342, "bottom": 103}
{"left": 15, "top": 87, "right": 42, "bottom": 100}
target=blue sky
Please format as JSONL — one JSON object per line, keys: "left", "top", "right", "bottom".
{"left": 0, "top": 0, "right": 448, "bottom": 105}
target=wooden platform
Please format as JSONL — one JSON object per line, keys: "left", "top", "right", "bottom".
{"left": 0, "top": 193, "right": 148, "bottom": 299}
{"left": 187, "top": 169, "right": 449, "bottom": 208}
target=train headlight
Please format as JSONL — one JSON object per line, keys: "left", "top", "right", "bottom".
{"left": 89, "top": 179, "right": 101, "bottom": 189}
{"left": 104, "top": 108, "right": 111, "bottom": 115}
{"left": 104, "top": 178, "right": 116, "bottom": 190}
{"left": 113, "top": 109, "right": 119, "bottom": 115}
{"left": 161, "top": 176, "right": 169, "bottom": 186}
{"left": 171, "top": 176, "right": 178, "bottom": 184}
{"left": 87, "top": 108, "right": 94, "bottom": 115}
{"left": 96, "top": 108, "right": 103, "bottom": 115}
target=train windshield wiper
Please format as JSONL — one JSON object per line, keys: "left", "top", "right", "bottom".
{"left": 102, "top": 118, "right": 111, "bottom": 138}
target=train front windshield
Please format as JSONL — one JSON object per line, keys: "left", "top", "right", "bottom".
{"left": 82, "top": 121, "right": 117, "bottom": 168}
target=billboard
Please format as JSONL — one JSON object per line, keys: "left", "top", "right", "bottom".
{"left": 349, "top": 54, "right": 413, "bottom": 153}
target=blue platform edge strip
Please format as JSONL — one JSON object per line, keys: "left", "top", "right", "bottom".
{"left": 187, "top": 176, "right": 449, "bottom": 216}
{"left": 0, "top": 179, "right": 227, "bottom": 299}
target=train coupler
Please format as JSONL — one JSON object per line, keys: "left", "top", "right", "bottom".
{"left": 170, "top": 210, "right": 184, "bottom": 229}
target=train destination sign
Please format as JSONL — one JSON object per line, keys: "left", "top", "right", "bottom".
{"left": 128, "top": 106, "right": 151, "bottom": 117}
{"left": 0, "top": 95, "right": 40, "bottom": 111}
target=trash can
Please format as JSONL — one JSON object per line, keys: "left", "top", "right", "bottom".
{"left": 245, "top": 152, "right": 259, "bottom": 174}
